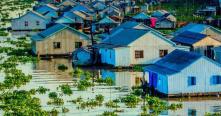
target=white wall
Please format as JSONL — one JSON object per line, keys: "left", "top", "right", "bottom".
{"left": 129, "top": 32, "right": 175, "bottom": 65}
{"left": 168, "top": 58, "right": 221, "bottom": 94}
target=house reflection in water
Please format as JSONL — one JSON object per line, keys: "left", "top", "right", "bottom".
{"left": 35, "top": 58, "right": 73, "bottom": 73}
{"left": 168, "top": 99, "right": 221, "bottom": 116}
{"left": 101, "top": 70, "right": 148, "bottom": 89}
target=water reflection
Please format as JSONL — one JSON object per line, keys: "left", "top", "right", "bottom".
{"left": 168, "top": 98, "right": 221, "bottom": 116}
{"left": 101, "top": 70, "right": 148, "bottom": 89}
{"left": 35, "top": 58, "right": 72, "bottom": 72}
{"left": 16, "top": 59, "right": 221, "bottom": 115}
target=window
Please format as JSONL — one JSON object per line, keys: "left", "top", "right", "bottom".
{"left": 188, "top": 76, "right": 196, "bottom": 86}
{"left": 188, "top": 109, "right": 196, "bottom": 116}
{"left": 135, "top": 50, "right": 144, "bottom": 58}
{"left": 24, "top": 21, "right": 28, "bottom": 26}
{"left": 36, "top": 21, "right": 40, "bottom": 26}
{"left": 159, "top": 50, "right": 168, "bottom": 57}
{"left": 75, "top": 42, "right": 82, "bottom": 48}
{"left": 212, "top": 75, "right": 221, "bottom": 84}
{"left": 53, "top": 42, "right": 61, "bottom": 49}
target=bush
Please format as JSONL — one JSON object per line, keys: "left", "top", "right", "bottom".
{"left": 121, "top": 94, "right": 141, "bottom": 108}
{"left": 48, "top": 92, "right": 58, "bottom": 99}
{"left": 95, "top": 94, "right": 104, "bottom": 104}
{"left": 59, "top": 84, "right": 72, "bottom": 95}
{"left": 47, "top": 98, "right": 64, "bottom": 106}
{"left": 77, "top": 80, "right": 93, "bottom": 91}
{"left": 36, "top": 86, "right": 49, "bottom": 94}
{"left": 57, "top": 64, "right": 68, "bottom": 71}
{"left": 99, "top": 111, "right": 118, "bottom": 116}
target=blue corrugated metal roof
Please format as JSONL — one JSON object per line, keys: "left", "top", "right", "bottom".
{"left": 133, "top": 12, "right": 150, "bottom": 20}
{"left": 155, "top": 50, "right": 202, "bottom": 72}
{"left": 98, "top": 21, "right": 175, "bottom": 47}
{"left": 64, "top": 11, "right": 76, "bottom": 19}
{"left": 152, "top": 10, "right": 168, "bottom": 17}
{"left": 144, "top": 65, "right": 179, "bottom": 75}
{"left": 172, "top": 31, "right": 207, "bottom": 45}
{"left": 110, "top": 21, "right": 140, "bottom": 34}
{"left": 102, "top": 29, "right": 149, "bottom": 46}
{"left": 145, "top": 49, "right": 221, "bottom": 75}
{"left": 91, "top": 1, "right": 106, "bottom": 10}
{"left": 35, "top": 4, "right": 58, "bottom": 14}
{"left": 71, "top": 4, "right": 94, "bottom": 13}
{"left": 174, "top": 23, "right": 210, "bottom": 36}
{"left": 97, "top": 16, "right": 118, "bottom": 24}
{"left": 145, "top": 50, "right": 202, "bottom": 75}
{"left": 56, "top": 16, "right": 75, "bottom": 23}
{"left": 40, "top": 24, "right": 66, "bottom": 38}
{"left": 32, "top": 24, "right": 89, "bottom": 41}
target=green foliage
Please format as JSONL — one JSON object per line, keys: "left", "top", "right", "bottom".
{"left": 36, "top": 86, "right": 49, "bottom": 94}
{"left": 99, "top": 111, "right": 118, "bottom": 116}
{"left": 62, "top": 107, "right": 69, "bottom": 113}
{"left": 145, "top": 95, "right": 182, "bottom": 115}
{"left": 47, "top": 98, "right": 64, "bottom": 106}
{"left": 48, "top": 92, "right": 58, "bottom": 99}
{"left": 95, "top": 94, "right": 104, "bottom": 105}
{"left": 73, "top": 68, "right": 83, "bottom": 78}
{"left": 121, "top": 94, "right": 141, "bottom": 108}
{"left": 104, "top": 77, "right": 114, "bottom": 86}
{"left": 205, "top": 112, "right": 221, "bottom": 116}
{"left": 0, "top": 90, "right": 47, "bottom": 115}
{"left": 48, "top": 108, "right": 59, "bottom": 116}
{"left": 133, "top": 65, "right": 143, "bottom": 72}
{"left": 77, "top": 79, "right": 94, "bottom": 91}
{"left": 3, "top": 68, "right": 32, "bottom": 89}
{"left": 105, "top": 100, "right": 119, "bottom": 108}
{"left": 58, "top": 84, "right": 72, "bottom": 95}
{"left": 77, "top": 99, "right": 100, "bottom": 110}
{"left": 69, "top": 96, "right": 83, "bottom": 104}
{"left": 0, "top": 31, "right": 8, "bottom": 36}
{"left": 57, "top": 64, "right": 68, "bottom": 71}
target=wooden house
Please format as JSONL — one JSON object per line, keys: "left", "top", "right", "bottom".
{"left": 172, "top": 31, "right": 221, "bottom": 59}
{"left": 151, "top": 10, "right": 177, "bottom": 29}
{"left": 99, "top": 5, "right": 122, "bottom": 19}
{"left": 31, "top": 24, "right": 90, "bottom": 56}
{"left": 132, "top": 12, "right": 151, "bottom": 25}
{"left": 155, "top": 14, "right": 176, "bottom": 29}
{"left": 144, "top": 50, "right": 221, "bottom": 97}
{"left": 94, "top": 22, "right": 185, "bottom": 67}
{"left": 35, "top": 4, "right": 59, "bottom": 20}
{"left": 11, "top": 11, "right": 50, "bottom": 31}
{"left": 173, "top": 23, "right": 221, "bottom": 42}
{"left": 213, "top": 46, "right": 221, "bottom": 64}
{"left": 96, "top": 16, "right": 119, "bottom": 32}
{"left": 56, "top": 11, "right": 93, "bottom": 30}
{"left": 90, "top": 1, "right": 106, "bottom": 12}
{"left": 57, "top": 0, "right": 77, "bottom": 12}
{"left": 151, "top": 10, "right": 169, "bottom": 18}
{"left": 37, "top": 0, "right": 63, "bottom": 4}
{"left": 71, "top": 4, "right": 94, "bottom": 14}
{"left": 196, "top": 6, "right": 217, "bottom": 16}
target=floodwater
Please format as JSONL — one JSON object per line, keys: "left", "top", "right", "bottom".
{"left": 13, "top": 58, "right": 221, "bottom": 116}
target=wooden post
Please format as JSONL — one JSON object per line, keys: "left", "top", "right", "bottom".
{"left": 37, "top": 51, "right": 40, "bottom": 60}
